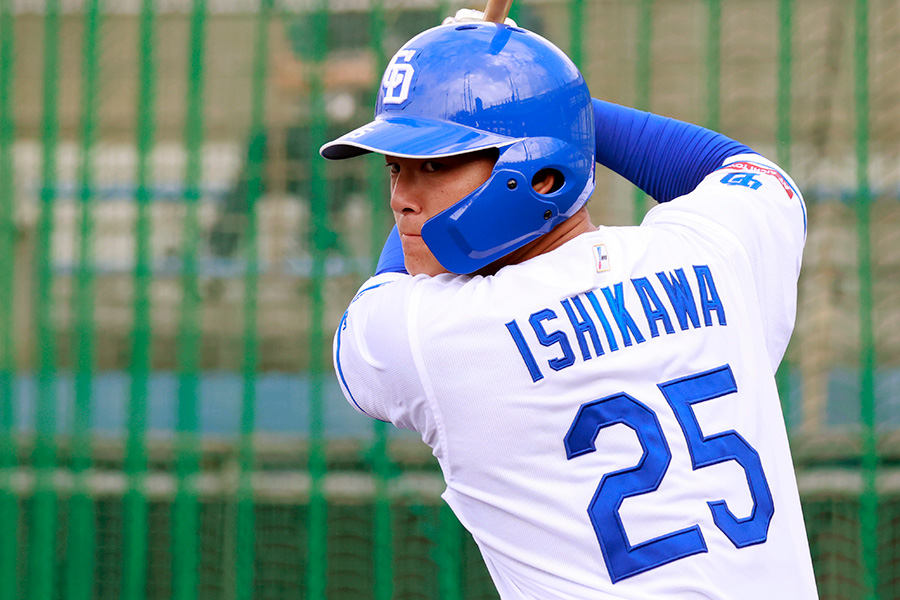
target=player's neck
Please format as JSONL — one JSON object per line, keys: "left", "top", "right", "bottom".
{"left": 476, "top": 207, "right": 596, "bottom": 276}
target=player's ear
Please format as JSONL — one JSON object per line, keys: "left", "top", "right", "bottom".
{"left": 532, "top": 168, "right": 562, "bottom": 194}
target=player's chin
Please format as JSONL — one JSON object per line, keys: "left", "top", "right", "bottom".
{"left": 406, "top": 260, "right": 448, "bottom": 277}
{"left": 398, "top": 237, "right": 437, "bottom": 276}
{"left": 403, "top": 248, "right": 448, "bottom": 277}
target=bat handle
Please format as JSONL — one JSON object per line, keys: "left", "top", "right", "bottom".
{"left": 483, "top": 0, "right": 514, "bottom": 23}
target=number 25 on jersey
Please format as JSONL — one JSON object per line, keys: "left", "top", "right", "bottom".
{"left": 564, "top": 364, "right": 774, "bottom": 583}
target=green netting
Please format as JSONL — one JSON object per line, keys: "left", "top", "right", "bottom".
{"left": 0, "top": 0, "right": 898, "bottom": 598}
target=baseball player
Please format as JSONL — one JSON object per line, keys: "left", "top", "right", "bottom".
{"left": 321, "top": 16, "right": 818, "bottom": 600}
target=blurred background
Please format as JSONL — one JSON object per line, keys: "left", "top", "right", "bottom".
{"left": 0, "top": 0, "right": 898, "bottom": 598}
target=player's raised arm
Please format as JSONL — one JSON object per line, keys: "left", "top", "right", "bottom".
{"left": 591, "top": 99, "right": 755, "bottom": 203}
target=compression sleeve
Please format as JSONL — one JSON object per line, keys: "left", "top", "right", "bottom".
{"left": 375, "top": 225, "right": 408, "bottom": 275}
{"left": 592, "top": 99, "right": 754, "bottom": 203}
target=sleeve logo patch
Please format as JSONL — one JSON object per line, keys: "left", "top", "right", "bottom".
{"left": 720, "top": 161, "right": 795, "bottom": 198}
{"left": 593, "top": 244, "right": 611, "bottom": 272}
{"left": 721, "top": 172, "right": 762, "bottom": 190}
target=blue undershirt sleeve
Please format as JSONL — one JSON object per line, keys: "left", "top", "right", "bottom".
{"left": 375, "top": 225, "right": 408, "bottom": 275}
{"left": 592, "top": 99, "right": 755, "bottom": 203}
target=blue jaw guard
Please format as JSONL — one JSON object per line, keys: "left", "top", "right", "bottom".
{"left": 422, "top": 138, "right": 595, "bottom": 274}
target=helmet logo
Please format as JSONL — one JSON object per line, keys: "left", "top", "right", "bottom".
{"left": 382, "top": 50, "right": 416, "bottom": 105}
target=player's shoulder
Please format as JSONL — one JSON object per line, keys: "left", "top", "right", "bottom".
{"left": 352, "top": 228, "right": 644, "bottom": 312}
{"left": 644, "top": 152, "right": 806, "bottom": 239}
{"left": 366, "top": 247, "right": 594, "bottom": 321}
{"left": 345, "top": 270, "right": 479, "bottom": 326}
{"left": 348, "top": 269, "right": 468, "bottom": 298}
{"left": 712, "top": 153, "right": 802, "bottom": 201}
{"left": 694, "top": 152, "right": 803, "bottom": 211}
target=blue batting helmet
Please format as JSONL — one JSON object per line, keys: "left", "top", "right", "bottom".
{"left": 320, "top": 22, "right": 595, "bottom": 274}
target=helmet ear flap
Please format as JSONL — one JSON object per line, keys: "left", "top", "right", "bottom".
{"left": 495, "top": 136, "right": 594, "bottom": 217}
{"left": 421, "top": 166, "right": 558, "bottom": 274}
{"left": 421, "top": 137, "right": 595, "bottom": 274}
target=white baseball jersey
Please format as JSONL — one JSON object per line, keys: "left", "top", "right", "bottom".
{"left": 334, "top": 154, "right": 818, "bottom": 599}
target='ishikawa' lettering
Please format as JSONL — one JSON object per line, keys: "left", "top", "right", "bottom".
{"left": 529, "top": 309, "right": 575, "bottom": 372}
{"left": 506, "top": 264, "right": 727, "bottom": 382}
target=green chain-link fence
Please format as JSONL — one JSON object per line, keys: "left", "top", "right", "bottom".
{"left": 0, "top": 0, "right": 898, "bottom": 598}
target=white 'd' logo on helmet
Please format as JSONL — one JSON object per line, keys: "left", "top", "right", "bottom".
{"left": 382, "top": 50, "right": 416, "bottom": 105}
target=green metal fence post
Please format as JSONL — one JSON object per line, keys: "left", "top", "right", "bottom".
{"left": 507, "top": 2, "right": 521, "bottom": 26}
{"left": 633, "top": 0, "right": 652, "bottom": 222}
{"left": 0, "top": 2, "right": 17, "bottom": 598}
{"left": 438, "top": 504, "right": 463, "bottom": 600}
{"left": 67, "top": 1, "right": 102, "bottom": 598}
{"left": 568, "top": 0, "right": 585, "bottom": 71}
{"left": 367, "top": 3, "right": 395, "bottom": 600}
{"left": 235, "top": 1, "right": 272, "bottom": 598}
{"left": 173, "top": 1, "right": 208, "bottom": 599}
{"left": 775, "top": 0, "right": 793, "bottom": 194}
{"left": 307, "top": 1, "right": 330, "bottom": 597}
{"left": 367, "top": 3, "right": 387, "bottom": 267}
{"left": 123, "top": 1, "right": 157, "bottom": 598}
{"left": 30, "top": 0, "right": 61, "bottom": 597}
{"left": 436, "top": 1, "right": 452, "bottom": 24}
{"left": 775, "top": 0, "right": 794, "bottom": 427}
{"left": 705, "top": 0, "right": 720, "bottom": 131}
{"left": 854, "top": 0, "right": 877, "bottom": 597}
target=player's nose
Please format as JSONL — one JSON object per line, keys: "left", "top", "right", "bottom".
{"left": 389, "top": 174, "right": 422, "bottom": 214}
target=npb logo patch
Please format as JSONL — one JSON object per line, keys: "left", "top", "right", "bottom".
{"left": 593, "top": 244, "right": 611, "bottom": 272}
{"left": 382, "top": 50, "right": 417, "bottom": 106}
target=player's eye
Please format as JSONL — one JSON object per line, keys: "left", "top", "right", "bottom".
{"left": 422, "top": 161, "right": 443, "bottom": 173}
{"left": 385, "top": 162, "right": 400, "bottom": 174}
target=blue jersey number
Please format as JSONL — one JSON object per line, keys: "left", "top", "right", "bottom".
{"left": 563, "top": 364, "right": 774, "bottom": 583}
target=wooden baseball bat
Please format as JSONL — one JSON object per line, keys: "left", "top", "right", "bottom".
{"left": 483, "top": 0, "right": 514, "bottom": 23}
